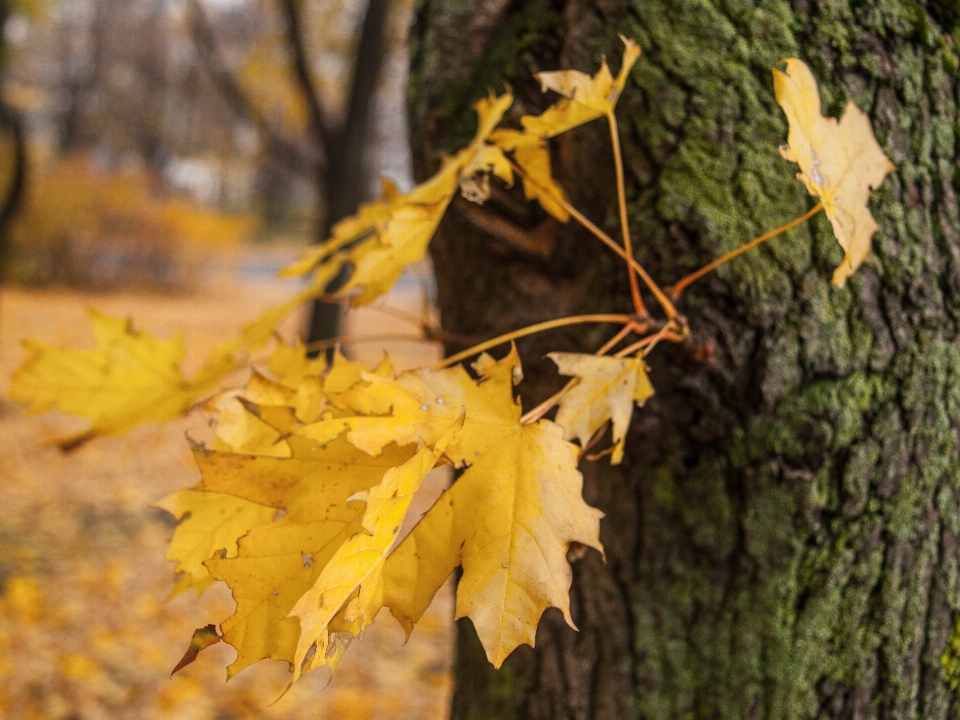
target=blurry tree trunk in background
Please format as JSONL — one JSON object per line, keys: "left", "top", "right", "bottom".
{"left": 285, "top": 0, "right": 390, "bottom": 345}
{"left": 57, "top": 0, "right": 105, "bottom": 152}
{"left": 0, "top": 0, "right": 27, "bottom": 271}
{"left": 410, "top": 1, "right": 960, "bottom": 717}
{"left": 189, "top": 0, "right": 389, "bottom": 346}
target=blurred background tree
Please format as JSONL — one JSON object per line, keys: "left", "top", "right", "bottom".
{"left": 0, "top": 0, "right": 412, "bottom": 300}
{"left": 0, "top": 0, "right": 28, "bottom": 271}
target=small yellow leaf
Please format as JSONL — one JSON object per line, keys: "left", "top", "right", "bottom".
{"left": 773, "top": 58, "right": 895, "bottom": 287}
{"left": 522, "top": 36, "right": 640, "bottom": 139}
{"left": 154, "top": 489, "right": 277, "bottom": 596}
{"left": 548, "top": 353, "right": 654, "bottom": 464}
{"left": 490, "top": 129, "right": 570, "bottom": 221}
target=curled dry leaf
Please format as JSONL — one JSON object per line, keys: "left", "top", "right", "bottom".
{"left": 548, "top": 353, "right": 654, "bottom": 464}
{"left": 773, "top": 58, "right": 895, "bottom": 287}
{"left": 171, "top": 625, "right": 222, "bottom": 675}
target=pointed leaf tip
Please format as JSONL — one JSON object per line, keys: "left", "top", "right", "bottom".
{"left": 172, "top": 624, "right": 221, "bottom": 675}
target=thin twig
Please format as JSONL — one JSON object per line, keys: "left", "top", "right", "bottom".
{"left": 577, "top": 420, "right": 613, "bottom": 461}
{"left": 614, "top": 326, "right": 682, "bottom": 358}
{"left": 508, "top": 161, "right": 679, "bottom": 321}
{"left": 520, "top": 379, "right": 578, "bottom": 425}
{"left": 434, "top": 314, "right": 633, "bottom": 369}
{"left": 607, "top": 111, "right": 645, "bottom": 316}
{"left": 670, "top": 202, "right": 824, "bottom": 299}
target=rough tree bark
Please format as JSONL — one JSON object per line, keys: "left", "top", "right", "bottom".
{"left": 409, "top": 1, "right": 960, "bottom": 717}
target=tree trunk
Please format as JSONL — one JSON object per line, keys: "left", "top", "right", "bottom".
{"left": 0, "top": 0, "right": 27, "bottom": 275}
{"left": 409, "top": 0, "right": 960, "bottom": 717}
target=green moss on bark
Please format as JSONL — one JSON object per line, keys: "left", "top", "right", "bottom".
{"left": 411, "top": 0, "right": 960, "bottom": 717}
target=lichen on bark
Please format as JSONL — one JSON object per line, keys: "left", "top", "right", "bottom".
{"left": 410, "top": 0, "right": 960, "bottom": 717}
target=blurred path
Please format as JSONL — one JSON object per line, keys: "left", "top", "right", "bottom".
{"left": 0, "top": 247, "right": 452, "bottom": 720}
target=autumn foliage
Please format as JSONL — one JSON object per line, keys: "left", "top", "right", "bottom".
{"left": 10, "top": 42, "right": 894, "bottom": 689}
{"left": 6, "top": 154, "right": 255, "bottom": 288}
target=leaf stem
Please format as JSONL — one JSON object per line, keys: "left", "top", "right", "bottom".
{"left": 670, "top": 202, "right": 824, "bottom": 299}
{"left": 606, "top": 110, "right": 645, "bottom": 317}
{"left": 508, "top": 160, "right": 679, "bottom": 322}
{"left": 614, "top": 325, "right": 682, "bottom": 358}
{"left": 520, "top": 380, "right": 578, "bottom": 425}
{"left": 434, "top": 314, "right": 632, "bottom": 370}
{"left": 597, "top": 321, "right": 638, "bottom": 355}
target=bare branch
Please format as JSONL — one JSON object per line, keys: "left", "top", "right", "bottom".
{"left": 279, "top": 0, "right": 332, "bottom": 166}
{"left": 185, "top": 0, "right": 318, "bottom": 175}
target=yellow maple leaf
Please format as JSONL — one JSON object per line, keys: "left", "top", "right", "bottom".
{"left": 296, "top": 346, "right": 522, "bottom": 464}
{"left": 490, "top": 129, "right": 570, "bottom": 221}
{"left": 338, "top": 421, "right": 603, "bottom": 669}
{"left": 154, "top": 489, "right": 277, "bottom": 596}
{"left": 548, "top": 353, "right": 654, "bottom": 464}
{"left": 773, "top": 58, "right": 895, "bottom": 287}
{"left": 522, "top": 36, "right": 640, "bottom": 139}
{"left": 280, "top": 92, "right": 513, "bottom": 306}
{"left": 10, "top": 310, "right": 210, "bottom": 448}
{"left": 10, "top": 278, "right": 331, "bottom": 447}
{"left": 452, "top": 420, "right": 603, "bottom": 667}
{"left": 189, "top": 438, "right": 416, "bottom": 677}
{"left": 290, "top": 417, "right": 462, "bottom": 678}
{"left": 351, "top": 418, "right": 603, "bottom": 669}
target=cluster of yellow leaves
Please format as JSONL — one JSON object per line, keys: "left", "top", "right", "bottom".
{"left": 7, "top": 41, "right": 898, "bottom": 688}
{"left": 156, "top": 342, "right": 611, "bottom": 679}
{"left": 280, "top": 37, "right": 643, "bottom": 303}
